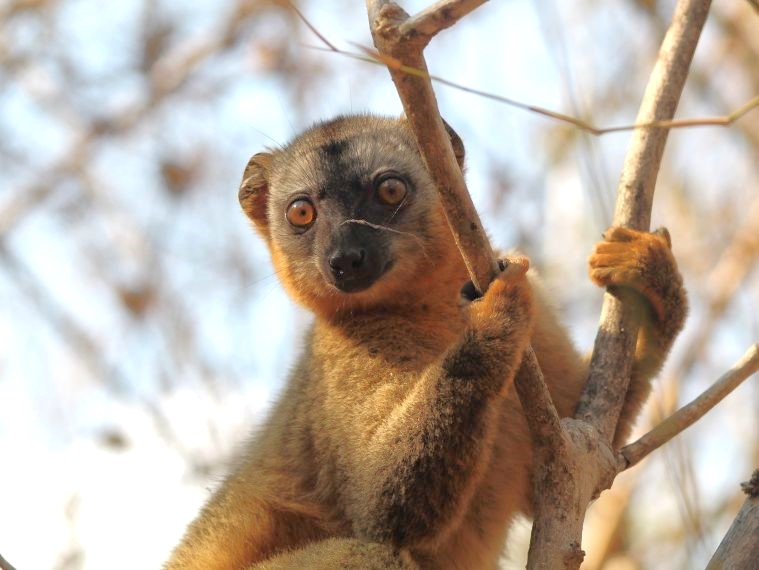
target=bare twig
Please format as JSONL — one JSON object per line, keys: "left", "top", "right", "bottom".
{"left": 513, "top": 350, "right": 564, "bottom": 449}
{"left": 302, "top": 43, "right": 759, "bottom": 136}
{"left": 620, "top": 343, "right": 759, "bottom": 469}
{"left": 576, "top": 0, "right": 712, "bottom": 441}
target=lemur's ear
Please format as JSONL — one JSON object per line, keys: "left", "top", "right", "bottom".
{"left": 239, "top": 152, "right": 272, "bottom": 238}
{"left": 441, "top": 119, "right": 466, "bottom": 171}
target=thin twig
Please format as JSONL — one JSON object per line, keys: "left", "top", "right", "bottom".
{"left": 513, "top": 350, "right": 565, "bottom": 450}
{"left": 620, "top": 343, "right": 759, "bottom": 469}
{"left": 298, "top": 38, "right": 758, "bottom": 136}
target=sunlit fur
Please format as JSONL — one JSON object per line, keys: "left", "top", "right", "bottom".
{"left": 165, "top": 115, "right": 687, "bottom": 570}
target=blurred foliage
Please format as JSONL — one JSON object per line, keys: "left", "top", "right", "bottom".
{"left": 0, "top": 0, "right": 757, "bottom": 569}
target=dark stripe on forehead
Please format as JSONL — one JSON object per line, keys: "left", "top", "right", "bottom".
{"left": 319, "top": 139, "right": 349, "bottom": 158}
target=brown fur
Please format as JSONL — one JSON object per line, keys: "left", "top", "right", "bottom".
{"left": 165, "top": 116, "right": 687, "bottom": 569}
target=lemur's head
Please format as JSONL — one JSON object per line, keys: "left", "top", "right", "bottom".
{"left": 239, "top": 115, "right": 464, "bottom": 317}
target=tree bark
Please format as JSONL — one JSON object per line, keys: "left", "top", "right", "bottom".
{"left": 705, "top": 470, "right": 759, "bottom": 570}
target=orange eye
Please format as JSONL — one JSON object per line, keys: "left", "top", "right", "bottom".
{"left": 376, "top": 177, "right": 407, "bottom": 206}
{"left": 286, "top": 199, "right": 316, "bottom": 228}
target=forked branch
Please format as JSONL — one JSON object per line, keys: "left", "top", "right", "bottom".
{"left": 363, "top": 1, "right": 755, "bottom": 568}
{"left": 400, "top": 0, "right": 487, "bottom": 38}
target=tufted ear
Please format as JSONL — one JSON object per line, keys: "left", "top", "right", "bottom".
{"left": 441, "top": 119, "right": 465, "bottom": 172}
{"left": 239, "top": 152, "right": 273, "bottom": 238}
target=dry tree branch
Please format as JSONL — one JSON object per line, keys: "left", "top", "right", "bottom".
{"left": 575, "top": 0, "right": 711, "bottom": 440}
{"left": 705, "top": 470, "right": 759, "bottom": 569}
{"left": 366, "top": 0, "right": 497, "bottom": 291}
{"left": 620, "top": 343, "right": 759, "bottom": 469}
{"left": 527, "top": 0, "right": 712, "bottom": 566}
{"left": 400, "top": 0, "right": 487, "bottom": 37}
{"left": 0, "top": 553, "right": 17, "bottom": 570}
{"left": 357, "top": 48, "right": 759, "bottom": 134}
{"left": 365, "top": 0, "right": 558, "bottom": 449}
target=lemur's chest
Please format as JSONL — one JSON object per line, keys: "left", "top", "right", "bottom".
{"left": 307, "top": 312, "right": 466, "bottom": 427}
{"left": 312, "top": 311, "right": 465, "bottom": 377}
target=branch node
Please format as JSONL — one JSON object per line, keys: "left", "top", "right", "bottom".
{"left": 741, "top": 470, "right": 759, "bottom": 497}
{"left": 564, "top": 542, "right": 586, "bottom": 569}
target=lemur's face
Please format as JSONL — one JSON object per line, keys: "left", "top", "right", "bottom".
{"left": 240, "top": 116, "right": 456, "bottom": 315}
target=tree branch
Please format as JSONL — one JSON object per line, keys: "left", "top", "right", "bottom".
{"left": 0, "top": 554, "right": 17, "bottom": 570}
{"left": 576, "top": 0, "right": 712, "bottom": 441}
{"left": 365, "top": 0, "right": 557, "bottom": 440}
{"left": 366, "top": 0, "right": 497, "bottom": 292}
{"left": 513, "top": 347, "right": 565, "bottom": 450}
{"left": 400, "top": 0, "right": 487, "bottom": 39}
{"left": 526, "top": 0, "right": 712, "bottom": 566}
{"left": 620, "top": 343, "right": 759, "bottom": 469}
{"left": 705, "top": 470, "right": 759, "bottom": 569}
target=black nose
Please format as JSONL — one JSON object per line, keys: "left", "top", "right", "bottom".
{"left": 328, "top": 248, "right": 366, "bottom": 280}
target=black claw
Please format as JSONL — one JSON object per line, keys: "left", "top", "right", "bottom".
{"left": 460, "top": 280, "right": 482, "bottom": 302}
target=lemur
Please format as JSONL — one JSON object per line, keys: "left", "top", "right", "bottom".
{"left": 165, "top": 115, "right": 687, "bottom": 569}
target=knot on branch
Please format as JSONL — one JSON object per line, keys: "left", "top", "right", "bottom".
{"left": 371, "top": 2, "right": 430, "bottom": 51}
{"left": 374, "top": 3, "right": 408, "bottom": 38}
{"left": 740, "top": 470, "right": 759, "bottom": 497}
{"left": 564, "top": 541, "right": 586, "bottom": 569}
{"left": 561, "top": 418, "right": 618, "bottom": 501}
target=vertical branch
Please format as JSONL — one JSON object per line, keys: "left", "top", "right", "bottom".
{"left": 366, "top": 0, "right": 555, "bottom": 433}
{"left": 575, "top": 0, "right": 712, "bottom": 440}
{"left": 366, "top": 0, "right": 497, "bottom": 292}
{"left": 364, "top": 1, "right": 741, "bottom": 568}
{"left": 527, "top": 0, "right": 712, "bottom": 566}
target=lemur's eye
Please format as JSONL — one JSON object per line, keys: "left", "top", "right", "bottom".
{"left": 376, "top": 176, "right": 407, "bottom": 206}
{"left": 286, "top": 199, "right": 316, "bottom": 228}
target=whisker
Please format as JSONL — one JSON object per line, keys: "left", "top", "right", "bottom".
{"left": 387, "top": 195, "right": 409, "bottom": 224}
{"left": 341, "top": 218, "right": 430, "bottom": 260}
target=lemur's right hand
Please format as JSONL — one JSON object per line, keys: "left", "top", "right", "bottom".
{"left": 462, "top": 255, "right": 534, "bottom": 335}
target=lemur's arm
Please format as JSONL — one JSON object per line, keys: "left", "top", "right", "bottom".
{"left": 348, "top": 258, "right": 534, "bottom": 549}
{"left": 586, "top": 226, "right": 687, "bottom": 446}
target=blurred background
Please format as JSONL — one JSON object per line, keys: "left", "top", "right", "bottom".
{"left": 0, "top": 0, "right": 757, "bottom": 568}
